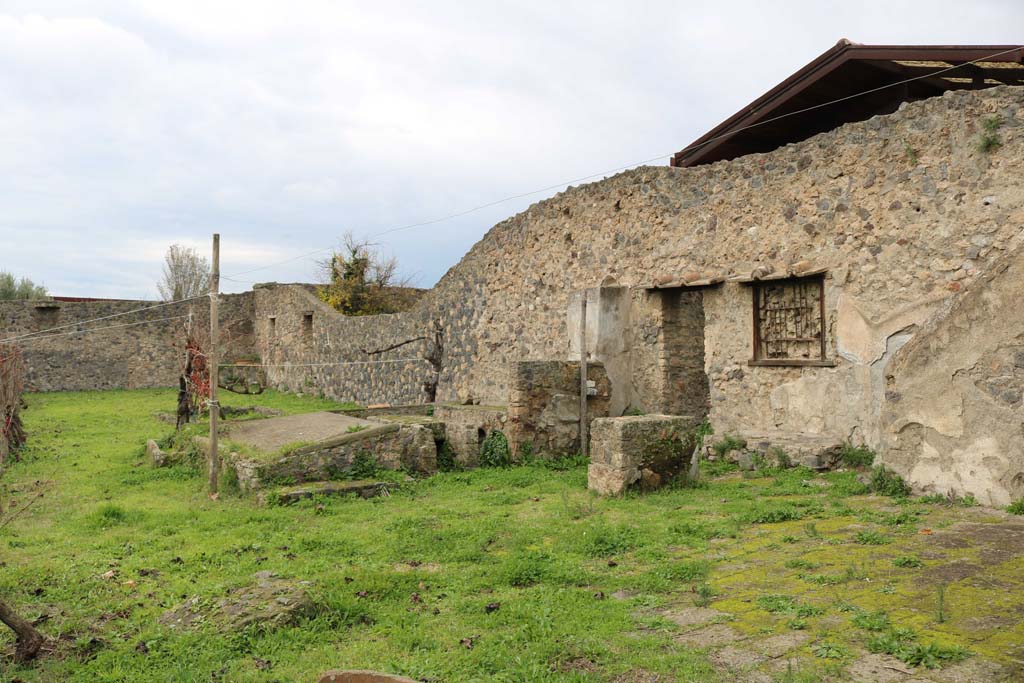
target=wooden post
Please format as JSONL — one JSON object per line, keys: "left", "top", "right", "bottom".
{"left": 208, "top": 233, "right": 220, "bottom": 495}
{"left": 578, "top": 293, "right": 588, "bottom": 459}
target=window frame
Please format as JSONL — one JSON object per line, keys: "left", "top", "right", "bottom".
{"left": 748, "top": 274, "right": 835, "bottom": 367}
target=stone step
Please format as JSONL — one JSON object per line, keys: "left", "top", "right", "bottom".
{"left": 258, "top": 480, "right": 397, "bottom": 506}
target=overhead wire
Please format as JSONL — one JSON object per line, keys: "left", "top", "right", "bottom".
{"left": 220, "top": 46, "right": 1023, "bottom": 284}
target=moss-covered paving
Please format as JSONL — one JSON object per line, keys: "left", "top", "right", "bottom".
{"left": 1, "top": 388, "right": 1022, "bottom": 682}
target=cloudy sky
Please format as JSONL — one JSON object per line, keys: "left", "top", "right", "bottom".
{"left": 1, "top": 1, "right": 1022, "bottom": 297}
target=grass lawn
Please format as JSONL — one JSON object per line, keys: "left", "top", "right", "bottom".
{"left": 1, "top": 389, "right": 1022, "bottom": 682}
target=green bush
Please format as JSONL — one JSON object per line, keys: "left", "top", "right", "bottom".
{"left": 870, "top": 466, "right": 912, "bottom": 498}
{"left": 436, "top": 441, "right": 458, "bottom": 472}
{"left": 348, "top": 451, "right": 380, "bottom": 479}
{"left": 479, "top": 430, "right": 511, "bottom": 468}
{"left": 839, "top": 443, "right": 876, "bottom": 469}
{"left": 1007, "top": 499, "right": 1024, "bottom": 515}
{"left": 711, "top": 434, "right": 746, "bottom": 458}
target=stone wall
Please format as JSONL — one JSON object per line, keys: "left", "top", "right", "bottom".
{"left": 507, "top": 360, "right": 611, "bottom": 457}
{"left": 0, "top": 293, "right": 254, "bottom": 392}
{"left": 253, "top": 284, "right": 436, "bottom": 405}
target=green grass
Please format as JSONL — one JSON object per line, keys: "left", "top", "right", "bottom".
{"left": 0, "top": 389, "right": 1014, "bottom": 681}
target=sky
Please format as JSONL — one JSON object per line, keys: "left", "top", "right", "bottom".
{"left": 1, "top": 1, "right": 1022, "bottom": 298}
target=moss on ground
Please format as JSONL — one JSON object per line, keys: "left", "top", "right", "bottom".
{"left": 0, "top": 389, "right": 1021, "bottom": 681}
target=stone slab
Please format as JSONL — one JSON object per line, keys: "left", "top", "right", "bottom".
{"left": 225, "top": 411, "right": 376, "bottom": 453}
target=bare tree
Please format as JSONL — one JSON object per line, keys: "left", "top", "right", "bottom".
{"left": 158, "top": 244, "right": 210, "bottom": 302}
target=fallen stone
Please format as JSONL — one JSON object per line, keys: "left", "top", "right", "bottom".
{"left": 146, "top": 439, "right": 169, "bottom": 467}
{"left": 317, "top": 672, "right": 418, "bottom": 683}
{"left": 799, "top": 454, "right": 825, "bottom": 470}
{"left": 259, "top": 480, "right": 396, "bottom": 506}
{"left": 737, "top": 451, "right": 755, "bottom": 471}
{"left": 159, "top": 573, "right": 315, "bottom": 631}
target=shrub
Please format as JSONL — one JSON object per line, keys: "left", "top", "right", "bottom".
{"left": 839, "top": 443, "right": 875, "bottom": 469}
{"left": 479, "top": 430, "right": 511, "bottom": 468}
{"left": 1007, "top": 499, "right": 1024, "bottom": 515}
{"left": 348, "top": 451, "right": 380, "bottom": 479}
{"left": 711, "top": 434, "right": 746, "bottom": 458}
{"left": 870, "top": 466, "right": 912, "bottom": 498}
{"left": 436, "top": 441, "right": 458, "bottom": 472}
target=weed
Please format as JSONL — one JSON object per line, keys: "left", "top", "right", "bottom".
{"left": 869, "top": 628, "right": 969, "bottom": 669}
{"left": 756, "top": 594, "right": 824, "bottom": 617}
{"left": 804, "top": 522, "right": 821, "bottom": 539}
{"left": 852, "top": 610, "right": 890, "bottom": 632}
{"left": 813, "top": 641, "right": 849, "bottom": 659}
{"left": 516, "top": 440, "right": 534, "bottom": 461}
{"left": 345, "top": 424, "right": 367, "bottom": 433}
{"left": 1007, "top": 499, "right": 1024, "bottom": 515}
{"left": 854, "top": 529, "right": 890, "bottom": 545}
{"left": 904, "top": 143, "right": 919, "bottom": 165}
{"left": 436, "top": 440, "right": 458, "bottom": 472}
{"left": 710, "top": 434, "right": 746, "bottom": 458}
{"left": 839, "top": 443, "right": 875, "bottom": 469}
{"left": 893, "top": 556, "right": 923, "bottom": 568}
{"left": 769, "top": 447, "right": 793, "bottom": 469}
{"left": 579, "top": 522, "right": 638, "bottom": 557}
{"left": 787, "top": 617, "right": 808, "bottom": 630}
{"left": 622, "top": 406, "right": 646, "bottom": 416}
{"left": 348, "top": 451, "right": 380, "bottom": 479}
{"left": 784, "top": 559, "right": 820, "bottom": 571}
{"left": 479, "top": 430, "right": 511, "bottom": 467}
{"left": 693, "top": 582, "right": 716, "bottom": 607}
{"left": 657, "top": 559, "right": 710, "bottom": 582}
{"left": 936, "top": 584, "right": 947, "bottom": 624}
{"left": 701, "top": 459, "right": 738, "bottom": 477}
{"left": 870, "top": 466, "right": 912, "bottom": 498}
{"left": 780, "top": 535, "right": 799, "bottom": 544}
{"left": 801, "top": 573, "right": 843, "bottom": 586}
{"left": 742, "top": 503, "right": 808, "bottom": 524}
{"left": 979, "top": 114, "right": 1003, "bottom": 153}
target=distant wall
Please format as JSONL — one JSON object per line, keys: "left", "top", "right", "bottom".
{"left": 0, "top": 293, "right": 254, "bottom": 392}
{"left": 253, "top": 284, "right": 435, "bottom": 405}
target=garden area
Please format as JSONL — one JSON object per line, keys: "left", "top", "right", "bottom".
{"left": 1, "top": 389, "right": 1022, "bottom": 682}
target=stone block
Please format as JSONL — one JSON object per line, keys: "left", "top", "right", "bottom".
{"left": 588, "top": 415, "right": 696, "bottom": 495}
{"left": 738, "top": 451, "right": 755, "bottom": 471}
{"left": 146, "top": 439, "right": 168, "bottom": 467}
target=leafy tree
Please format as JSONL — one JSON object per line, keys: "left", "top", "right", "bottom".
{"left": 318, "top": 233, "right": 417, "bottom": 316}
{"left": 0, "top": 272, "right": 48, "bottom": 300}
{"left": 158, "top": 244, "right": 210, "bottom": 302}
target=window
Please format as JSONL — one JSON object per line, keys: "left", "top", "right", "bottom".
{"left": 750, "top": 275, "right": 833, "bottom": 366}
{"left": 302, "top": 312, "right": 313, "bottom": 341}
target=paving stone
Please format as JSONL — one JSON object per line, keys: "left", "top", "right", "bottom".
{"left": 844, "top": 653, "right": 913, "bottom": 682}
{"left": 708, "top": 646, "right": 766, "bottom": 670}
{"left": 750, "top": 631, "right": 810, "bottom": 658}
{"left": 674, "top": 623, "right": 744, "bottom": 648}
{"left": 661, "top": 606, "right": 728, "bottom": 629}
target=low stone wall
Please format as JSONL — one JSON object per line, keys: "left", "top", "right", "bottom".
{"left": 507, "top": 360, "right": 611, "bottom": 457}
{"left": 229, "top": 423, "right": 436, "bottom": 491}
{"left": 432, "top": 404, "right": 508, "bottom": 467}
{"left": 588, "top": 415, "right": 698, "bottom": 495}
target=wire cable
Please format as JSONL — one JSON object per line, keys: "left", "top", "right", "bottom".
{"left": 0, "top": 296, "right": 205, "bottom": 345}
{"left": 221, "top": 46, "right": 1022, "bottom": 282}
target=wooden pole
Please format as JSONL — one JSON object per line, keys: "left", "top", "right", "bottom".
{"left": 579, "top": 293, "right": 588, "bottom": 459}
{"left": 208, "top": 233, "right": 220, "bottom": 495}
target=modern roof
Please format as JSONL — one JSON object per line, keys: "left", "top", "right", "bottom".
{"left": 671, "top": 40, "right": 1024, "bottom": 168}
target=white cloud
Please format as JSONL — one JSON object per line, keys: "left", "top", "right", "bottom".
{"left": 0, "top": 0, "right": 1021, "bottom": 297}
